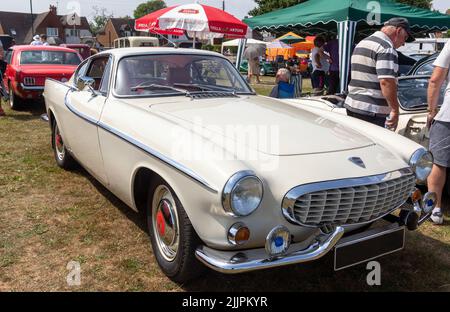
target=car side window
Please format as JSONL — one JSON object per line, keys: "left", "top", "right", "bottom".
{"left": 99, "top": 57, "right": 112, "bottom": 94}
{"left": 85, "top": 56, "right": 109, "bottom": 91}
{"left": 74, "top": 60, "right": 89, "bottom": 86}
{"left": 415, "top": 61, "right": 434, "bottom": 76}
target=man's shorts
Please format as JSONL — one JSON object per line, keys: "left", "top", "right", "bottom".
{"left": 429, "top": 120, "right": 450, "bottom": 168}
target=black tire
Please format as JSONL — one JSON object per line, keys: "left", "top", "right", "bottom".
{"left": 9, "top": 83, "right": 23, "bottom": 110}
{"left": 146, "top": 178, "right": 204, "bottom": 283}
{"left": 52, "top": 121, "right": 76, "bottom": 170}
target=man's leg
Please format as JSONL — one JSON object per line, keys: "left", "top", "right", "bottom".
{"left": 428, "top": 164, "right": 446, "bottom": 224}
{"left": 428, "top": 121, "right": 450, "bottom": 224}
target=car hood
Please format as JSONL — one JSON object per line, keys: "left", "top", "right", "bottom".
{"left": 149, "top": 95, "right": 375, "bottom": 156}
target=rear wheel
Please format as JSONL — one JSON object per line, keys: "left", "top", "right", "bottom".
{"left": 146, "top": 178, "right": 204, "bottom": 283}
{"left": 52, "top": 121, "right": 76, "bottom": 170}
{"left": 9, "top": 84, "right": 23, "bottom": 110}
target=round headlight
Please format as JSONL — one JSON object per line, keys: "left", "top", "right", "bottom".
{"left": 222, "top": 171, "right": 263, "bottom": 216}
{"left": 409, "top": 149, "right": 433, "bottom": 183}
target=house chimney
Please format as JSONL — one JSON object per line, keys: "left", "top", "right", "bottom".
{"left": 49, "top": 5, "right": 57, "bottom": 15}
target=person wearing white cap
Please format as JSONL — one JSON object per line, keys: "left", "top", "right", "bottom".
{"left": 30, "top": 35, "right": 43, "bottom": 46}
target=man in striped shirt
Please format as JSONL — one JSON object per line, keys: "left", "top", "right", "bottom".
{"left": 344, "top": 18, "right": 413, "bottom": 129}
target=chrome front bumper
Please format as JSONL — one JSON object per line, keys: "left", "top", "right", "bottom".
{"left": 195, "top": 226, "right": 345, "bottom": 274}
{"left": 20, "top": 83, "right": 44, "bottom": 91}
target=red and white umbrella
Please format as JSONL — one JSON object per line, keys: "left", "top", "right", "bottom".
{"left": 135, "top": 3, "right": 248, "bottom": 38}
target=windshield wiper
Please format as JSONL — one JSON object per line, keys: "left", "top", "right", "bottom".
{"left": 173, "top": 83, "right": 215, "bottom": 91}
{"left": 130, "top": 83, "right": 188, "bottom": 94}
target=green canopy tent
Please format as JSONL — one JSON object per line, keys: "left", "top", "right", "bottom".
{"left": 244, "top": 0, "right": 450, "bottom": 94}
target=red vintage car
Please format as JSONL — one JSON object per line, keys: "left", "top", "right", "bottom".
{"left": 2, "top": 45, "right": 82, "bottom": 109}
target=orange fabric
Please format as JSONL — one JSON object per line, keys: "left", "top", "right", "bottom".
{"left": 291, "top": 41, "right": 315, "bottom": 51}
{"left": 266, "top": 47, "right": 294, "bottom": 61}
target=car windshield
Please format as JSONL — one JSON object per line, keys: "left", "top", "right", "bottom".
{"left": 398, "top": 77, "right": 444, "bottom": 110}
{"left": 115, "top": 54, "right": 253, "bottom": 97}
{"left": 20, "top": 50, "right": 81, "bottom": 65}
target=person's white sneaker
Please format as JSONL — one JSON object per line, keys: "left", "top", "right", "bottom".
{"left": 430, "top": 208, "right": 443, "bottom": 225}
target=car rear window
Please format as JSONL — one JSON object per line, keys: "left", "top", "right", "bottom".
{"left": 20, "top": 50, "right": 81, "bottom": 65}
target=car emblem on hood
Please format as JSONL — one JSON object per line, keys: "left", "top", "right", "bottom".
{"left": 349, "top": 157, "right": 366, "bottom": 168}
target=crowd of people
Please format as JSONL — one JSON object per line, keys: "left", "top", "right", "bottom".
{"left": 266, "top": 34, "right": 340, "bottom": 99}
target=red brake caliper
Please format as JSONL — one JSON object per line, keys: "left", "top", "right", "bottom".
{"left": 56, "top": 134, "right": 62, "bottom": 147}
{"left": 156, "top": 210, "right": 165, "bottom": 236}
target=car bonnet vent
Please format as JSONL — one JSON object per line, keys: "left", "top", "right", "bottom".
{"left": 187, "top": 91, "right": 238, "bottom": 99}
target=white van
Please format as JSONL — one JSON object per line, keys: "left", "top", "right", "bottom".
{"left": 113, "top": 36, "right": 159, "bottom": 48}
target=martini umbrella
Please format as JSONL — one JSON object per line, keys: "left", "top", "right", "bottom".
{"left": 135, "top": 3, "right": 248, "bottom": 45}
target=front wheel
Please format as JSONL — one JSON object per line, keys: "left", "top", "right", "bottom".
{"left": 146, "top": 178, "right": 204, "bottom": 283}
{"left": 52, "top": 121, "right": 76, "bottom": 170}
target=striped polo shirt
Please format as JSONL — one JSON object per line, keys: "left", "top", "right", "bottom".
{"left": 344, "top": 31, "right": 399, "bottom": 116}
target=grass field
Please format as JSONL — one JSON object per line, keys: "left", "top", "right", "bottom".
{"left": 0, "top": 92, "right": 449, "bottom": 291}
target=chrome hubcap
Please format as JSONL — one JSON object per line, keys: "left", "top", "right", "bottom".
{"left": 55, "top": 125, "right": 65, "bottom": 161}
{"left": 152, "top": 185, "right": 179, "bottom": 261}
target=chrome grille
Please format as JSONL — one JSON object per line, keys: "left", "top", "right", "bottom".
{"left": 23, "top": 77, "right": 35, "bottom": 86}
{"left": 282, "top": 169, "right": 415, "bottom": 227}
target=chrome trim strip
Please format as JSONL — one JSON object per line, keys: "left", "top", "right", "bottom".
{"left": 62, "top": 89, "right": 218, "bottom": 193}
{"left": 195, "top": 226, "right": 344, "bottom": 274}
{"left": 20, "top": 83, "right": 44, "bottom": 90}
{"left": 282, "top": 168, "right": 414, "bottom": 228}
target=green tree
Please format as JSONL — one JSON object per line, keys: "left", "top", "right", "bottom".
{"left": 248, "top": 0, "right": 307, "bottom": 16}
{"left": 89, "top": 6, "right": 113, "bottom": 35}
{"left": 396, "top": 0, "right": 432, "bottom": 9}
{"left": 133, "top": 0, "right": 167, "bottom": 19}
{"left": 248, "top": 0, "right": 433, "bottom": 16}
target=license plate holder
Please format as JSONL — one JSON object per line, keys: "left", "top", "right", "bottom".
{"left": 334, "top": 225, "right": 405, "bottom": 271}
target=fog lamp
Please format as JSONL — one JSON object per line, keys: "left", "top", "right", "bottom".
{"left": 421, "top": 192, "right": 437, "bottom": 214}
{"left": 265, "top": 226, "right": 291, "bottom": 258}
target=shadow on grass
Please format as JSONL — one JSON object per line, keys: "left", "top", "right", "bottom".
{"left": 69, "top": 165, "right": 148, "bottom": 234}
{"left": 6, "top": 100, "right": 46, "bottom": 121}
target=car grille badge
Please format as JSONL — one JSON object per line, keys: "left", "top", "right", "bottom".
{"left": 349, "top": 157, "right": 366, "bottom": 168}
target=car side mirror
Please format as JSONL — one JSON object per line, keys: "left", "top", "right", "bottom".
{"left": 77, "top": 76, "right": 96, "bottom": 94}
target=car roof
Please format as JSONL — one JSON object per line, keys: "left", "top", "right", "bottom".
{"left": 95, "top": 47, "right": 225, "bottom": 59}
{"left": 11, "top": 45, "right": 78, "bottom": 53}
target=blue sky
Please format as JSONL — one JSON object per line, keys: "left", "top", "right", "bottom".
{"left": 0, "top": 0, "right": 448, "bottom": 20}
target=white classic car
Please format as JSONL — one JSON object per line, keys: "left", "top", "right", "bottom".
{"left": 44, "top": 48, "right": 437, "bottom": 283}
